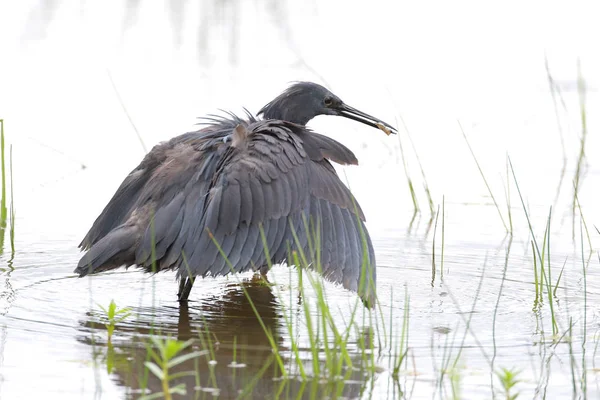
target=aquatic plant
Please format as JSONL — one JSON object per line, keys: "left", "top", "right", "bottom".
{"left": 98, "top": 299, "right": 132, "bottom": 343}
{"left": 495, "top": 367, "right": 522, "bottom": 400}
{"left": 141, "top": 337, "right": 207, "bottom": 400}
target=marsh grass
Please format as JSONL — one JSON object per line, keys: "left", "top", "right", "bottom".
{"left": 399, "top": 116, "right": 435, "bottom": 216}
{"left": 573, "top": 188, "right": 593, "bottom": 257}
{"left": 431, "top": 196, "right": 446, "bottom": 285}
{"left": 459, "top": 121, "right": 510, "bottom": 234}
{"left": 1, "top": 119, "right": 6, "bottom": 226}
{"left": 509, "top": 148, "right": 595, "bottom": 399}
{"left": 431, "top": 206, "right": 440, "bottom": 285}
{"left": 579, "top": 222, "right": 588, "bottom": 398}
{"left": 0, "top": 119, "right": 16, "bottom": 260}
{"left": 491, "top": 236, "right": 513, "bottom": 391}
{"left": 431, "top": 222, "right": 490, "bottom": 399}
{"left": 572, "top": 61, "right": 588, "bottom": 239}
{"left": 8, "top": 145, "right": 14, "bottom": 255}
{"left": 503, "top": 156, "right": 513, "bottom": 233}
{"left": 106, "top": 70, "right": 147, "bottom": 153}
{"left": 441, "top": 196, "right": 445, "bottom": 278}
{"left": 509, "top": 159, "right": 559, "bottom": 337}
{"left": 396, "top": 119, "right": 420, "bottom": 216}
{"left": 444, "top": 259, "right": 489, "bottom": 381}
{"left": 544, "top": 56, "right": 569, "bottom": 209}
{"left": 391, "top": 287, "right": 410, "bottom": 379}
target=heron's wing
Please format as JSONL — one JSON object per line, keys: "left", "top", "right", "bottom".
{"left": 76, "top": 128, "right": 232, "bottom": 273}
{"left": 158, "top": 120, "right": 374, "bottom": 302}
{"left": 78, "top": 131, "right": 209, "bottom": 250}
{"left": 77, "top": 119, "right": 375, "bottom": 304}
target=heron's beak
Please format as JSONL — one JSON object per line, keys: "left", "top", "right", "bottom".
{"left": 336, "top": 104, "right": 398, "bottom": 135}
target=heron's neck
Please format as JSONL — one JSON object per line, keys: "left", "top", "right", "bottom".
{"left": 260, "top": 101, "right": 313, "bottom": 125}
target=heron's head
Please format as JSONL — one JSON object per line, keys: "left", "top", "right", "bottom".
{"left": 258, "top": 82, "right": 397, "bottom": 135}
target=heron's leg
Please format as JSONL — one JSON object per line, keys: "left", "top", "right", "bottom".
{"left": 177, "top": 278, "right": 186, "bottom": 298}
{"left": 259, "top": 264, "right": 271, "bottom": 282}
{"left": 251, "top": 265, "right": 271, "bottom": 285}
{"left": 177, "top": 277, "right": 195, "bottom": 302}
{"left": 259, "top": 264, "right": 270, "bottom": 277}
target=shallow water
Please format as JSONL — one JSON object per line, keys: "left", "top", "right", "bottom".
{"left": 2, "top": 1, "right": 600, "bottom": 399}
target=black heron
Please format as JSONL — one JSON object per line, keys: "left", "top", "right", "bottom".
{"left": 75, "top": 82, "right": 397, "bottom": 307}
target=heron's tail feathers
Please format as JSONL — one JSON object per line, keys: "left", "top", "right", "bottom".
{"left": 74, "top": 225, "right": 138, "bottom": 276}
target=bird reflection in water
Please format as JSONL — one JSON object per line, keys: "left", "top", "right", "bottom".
{"left": 78, "top": 278, "right": 371, "bottom": 399}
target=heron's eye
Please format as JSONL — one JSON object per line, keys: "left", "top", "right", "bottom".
{"left": 324, "top": 97, "right": 333, "bottom": 106}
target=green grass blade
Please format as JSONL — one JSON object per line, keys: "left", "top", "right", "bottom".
{"left": 459, "top": 121, "right": 508, "bottom": 232}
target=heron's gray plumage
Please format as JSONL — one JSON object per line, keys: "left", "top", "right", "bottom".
{"left": 77, "top": 118, "right": 375, "bottom": 301}
{"left": 77, "top": 82, "right": 397, "bottom": 307}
